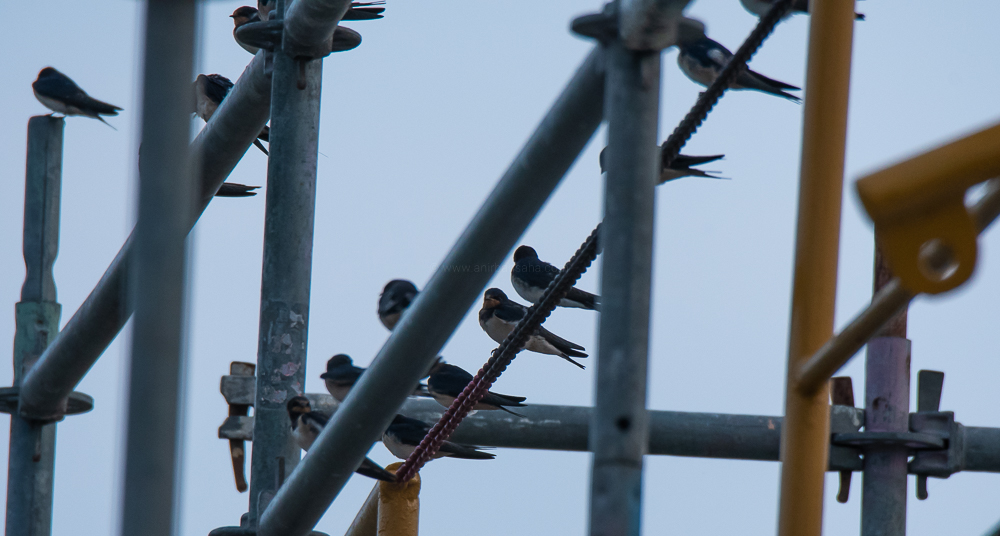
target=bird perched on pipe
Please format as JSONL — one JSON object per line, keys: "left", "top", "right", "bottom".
{"left": 286, "top": 396, "right": 396, "bottom": 481}
{"left": 677, "top": 37, "right": 801, "bottom": 102}
{"left": 383, "top": 414, "right": 494, "bottom": 460}
{"left": 740, "top": 0, "right": 865, "bottom": 20}
{"left": 479, "top": 288, "right": 588, "bottom": 369}
{"left": 378, "top": 279, "right": 419, "bottom": 330}
{"left": 193, "top": 73, "right": 270, "bottom": 155}
{"left": 320, "top": 354, "right": 430, "bottom": 402}
{"left": 426, "top": 360, "right": 527, "bottom": 417}
{"left": 511, "top": 246, "right": 599, "bottom": 310}
{"left": 599, "top": 148, "right": 727, "bottom": 183}
{"left": 230, "top": 6, "right": 262, "bottom": 54}
{"left": 32, "top": 67, "right": 122, "bottom": 128}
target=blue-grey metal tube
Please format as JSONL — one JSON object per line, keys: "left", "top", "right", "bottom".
{"left": 588, "top": 37, "right": 660, "bottom": 536}
{"left": 246, "top": 1, "right": 325, "bottom": 525}
{"left": 861, "top": 337, "right": 911, "bottom": 536}
{"left": 117, "top": 3, "right": 196, "bottom": 536}
{"left": 6, "top": 116, "right": 64, "bottom": 536}
{"left": 256, "top": 46, "right": 606, "bottom": 536}
{"left": 17, "top": 52, "right": 272, "bottom": 422}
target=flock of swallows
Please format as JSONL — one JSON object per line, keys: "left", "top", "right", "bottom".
{"left": 296, "top": 243, "right": 605, "bottom": 482}
{"left": 25, "top": 0, "right": 864, "bottom": 483}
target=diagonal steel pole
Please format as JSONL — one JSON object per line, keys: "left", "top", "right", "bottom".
{"left": 256, "top": 46, "right": 606, "bottom": 536}
{"left": 117, "top": 2, "right": 197, "bottom": 536}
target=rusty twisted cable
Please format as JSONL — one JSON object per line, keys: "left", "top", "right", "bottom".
{"left": 661, "top": 0, "right": 794, "bottom": 167}
{"left": 394, "top": 226, "right": 601, "bottom": 482}
{"left": 395, "top": 0, "right": 794, "bottom": 482}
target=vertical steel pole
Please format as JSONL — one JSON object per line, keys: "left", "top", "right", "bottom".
{"left": 247, "top": 0, "right": 323, "bottom": 526}
{"left": 860, "top": 250, "right": 910, "bottom": 536}
{"left": 588, "top": 35, "right": 660, "bottom": 536}
{"left": 777, "top": 0, "right": 856, "bottom": 534}
{"left": 118, "top": 1, "right": 196, "bottom": 536}
{"left": 6, "top": 116, "right": 64, "bottom": 536}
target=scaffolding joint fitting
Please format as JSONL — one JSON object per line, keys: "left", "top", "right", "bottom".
{"left": 234, "top": 20, "right": 361, "bottom": 60}
{"left": 571, "top": 0, "right": 705, "bottom": 51}
{"left": 856, "top": 121, "right": 1000, "bottom": 295}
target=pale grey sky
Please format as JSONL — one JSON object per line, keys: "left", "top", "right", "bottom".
{"left": 2, "top": 1, "right": 1000, "bottom": 535}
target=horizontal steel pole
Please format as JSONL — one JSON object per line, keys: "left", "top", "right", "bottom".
{"left": 796, "top": 178, "right": 1000, "bottom": 394}
{"left": 257, "top": 46, "right": 606, "bottom": 536}
{"left": 964, "top": 427, "right": 1000, "bottom": 472}
{"left": 18, "top": 52, "right": 272, "bottom": 421}
{"left": 288, "top": 397, "right": 854, "bottom": 468}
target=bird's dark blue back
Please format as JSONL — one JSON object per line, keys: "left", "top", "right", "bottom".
{"left": 205, "top": 74, "right": 234, "bottom": 105}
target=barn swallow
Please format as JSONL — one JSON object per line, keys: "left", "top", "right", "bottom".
{"left": 230, "top": 6, "right": 261, "bottom": 54}
{"left": 511, "top": 246, "right": 600, "bottom": 310}
{"left": 740, "top": 0, "right": 865, "bottom": 20}
{"left": 193, "top": 73, "right": 269, "bottom": 154}
{"left": 320, "top": 354, "right": 429, "bottom": 401}
{"left": 479, "top": 288, "right": 587, "bottom": 369}
{"left": 599, "top": 148, "right": 727, "bottom": 183}
{"left": 382, "top": 414, "right": 494, "bottom": 460}
{"left": 286, "top": 396, "right": 396, "bottom": 481}
{"left": 427, "top": 360, "right": 527, "bottom": 417}
{"left": 378, "top": 280, "right": 418, "bottom": 330}
{"left": 677, "top": 37, "right": 800, "bottom": 102}
{"left": 32, "top": 67, "right": 122, "bottom": 128}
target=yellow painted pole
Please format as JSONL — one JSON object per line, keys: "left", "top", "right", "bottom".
{"left": 777, "top": 0, "right": 856, "bottom": 534}
{"left": 343, "top": 484, "right": 379, "bottom": 536}
{"left": 377, "top": 463, "right": 420, "bottom": 536}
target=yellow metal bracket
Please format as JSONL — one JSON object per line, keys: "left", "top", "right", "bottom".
{"left": 856, "top": 121, "right": 1000, "bottom": 294}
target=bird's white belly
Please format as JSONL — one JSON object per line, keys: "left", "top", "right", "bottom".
{"left": 292, "top": 426, "right": 315, "bottom": 451}
{"left": 525, "top": 335, "right": 560, "bottom": 356}
{"left": 512, "top": 277, "right": 544, "bottom": 304}
{"left": 383, "top": 434, "right": 415, "bottom": 460}
{"left": 325, "top": 381, "right": 352, "bottom": 402}
{"left": 34, "top": 92, "right": 80, "bottom": 116}
{"left": 678, "top": 57, "right": 718, "bottom": 88}
{"left": 482, "top": 317, "right": 514, "bottom": 344}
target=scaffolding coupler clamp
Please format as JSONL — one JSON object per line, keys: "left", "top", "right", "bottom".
{"left": 908, "top": 370, "right": 965, "bottom": 500}
{"left": 570, "top": 0, "right": 705, "bottom": 51}
{"left": 219, "top": 362, "right": 256, "bottom": 493}
{"left": 856, "top": 121, "right": 1000, "bottom": 295}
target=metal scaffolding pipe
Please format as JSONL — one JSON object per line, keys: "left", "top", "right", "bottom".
{"left": 118, "top": 3, "right": 196, "bottom": 536}
{"left": 376, "top": 464, "right": 419, "bottom": 536}
{"left": 860, "top": 250, "right": 911, "bottom": 536}
{"left": 17, "top": 51, "right": 273, "bottom": 421}
{"left": 5, "top": 116, "right": 64, "bottom": 536}
{"left": 246, "top": 0, "right": 325, "bottom": 525}
{"left": 777, "top": 0, "right": 857, "bottom": 534}
{"left": 343, "top": 485, "right": 379, "bottom": 536}
{"left": 861, "top": 337, "right": 910, "bottom": 535}
{"left": 588, "top": 36, "right": 659, "bottom": 536}
{"left": 408, "top": 399, "right": 1000, "bottom": 472}
{"left": 796, "top": 178, "right": 1000, "bottom": 393}
{"left": 256, "top": 46, "right": 606, "bottom": 536}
